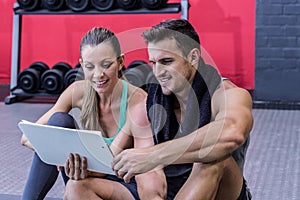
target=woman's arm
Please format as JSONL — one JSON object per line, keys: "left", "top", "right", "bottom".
{"left": 21, "top": 81, "right": 85, "bottom": 150}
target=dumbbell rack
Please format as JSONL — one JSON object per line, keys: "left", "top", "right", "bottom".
{"left": 5, "top": 1, "right": 189, "bottom": 104}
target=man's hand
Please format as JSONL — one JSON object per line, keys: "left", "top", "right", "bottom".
{"left": 65, "top": 153, "right": 88, "bottom": 180}
{"left": 112, "top": 148, "right": 159, "bottom": 183}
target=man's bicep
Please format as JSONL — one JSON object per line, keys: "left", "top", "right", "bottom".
{"left": 130, "top": 100, "right": 155, "bottom": 148}
{"left": 132, "top": 123, "right": 155, "bottom": 148}
{"left": 227, "top": 88, "right": 253, "bottom": 124}
{"left": 214, "top": 88, "right": 253, "bottom": 138}
{"left": 213, "top": 87, "right": 252, "bottom": 119}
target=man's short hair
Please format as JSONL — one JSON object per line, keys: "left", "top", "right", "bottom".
{"left": 142, "top": 19, "right": 200, "bottom": 57}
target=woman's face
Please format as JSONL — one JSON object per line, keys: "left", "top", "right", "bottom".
{"left": 80, "top": 41, "right": 123, "bottom": 95}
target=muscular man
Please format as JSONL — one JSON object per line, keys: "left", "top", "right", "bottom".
{"left": 113, "top": 19, "right": 253, "bottom": 200}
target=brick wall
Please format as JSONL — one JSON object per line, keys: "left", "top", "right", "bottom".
{"left": 255, "top": 0, "right": 300, "bottom": 102}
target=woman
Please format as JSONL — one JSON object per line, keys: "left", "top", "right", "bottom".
{"left": 21, "top": 27, "right": 166, "bottom": 200}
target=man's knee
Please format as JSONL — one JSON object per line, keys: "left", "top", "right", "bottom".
{"left": 192, "top": 162, "right": 225, "bottom": 182}
{"left": 136, "top": 172, "right": 167, "bottom": 200}
{"left": 139, "top": 183, "right": 166, "bottom": 200}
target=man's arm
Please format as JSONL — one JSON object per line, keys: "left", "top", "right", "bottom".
{"left": 127, "top": 90, "right": 167, "bottom": 199}
{"left": 160, "top": 83, "right": 253, "bottom": 164}
{"left": 112, "top": 82, "right": 253, "bottom": 180}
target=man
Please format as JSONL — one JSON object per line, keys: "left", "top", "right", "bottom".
{"left": 112, "top": 19, "right": 253, "bottom": 199}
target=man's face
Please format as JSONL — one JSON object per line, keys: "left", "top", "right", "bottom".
{"left": 148, "top": 38, "right": 195, "bottom": 96}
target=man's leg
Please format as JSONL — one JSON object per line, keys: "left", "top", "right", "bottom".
{"left": 216, "top": 157, "right": 244, "bottom": 200}
{"left": 135, "top": 171, "right": 167, "bottom": 200}
{"left": 174, "top": 161, "right": 224, "bottom": 200}
{"left": 64, "top": 177, "right": 137, "bottom": 200}
{"left": 175, "top": 157, "right": 243, "bottom": 200}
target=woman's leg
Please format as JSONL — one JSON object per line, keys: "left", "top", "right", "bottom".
{"left": 22, "top": 153, "right": 59, "bottom": 200}
{"left": 21, "top": 112, "right": 77, "bottom": 200}
{"left": 64, "top": 177, "right": 136, "bottom": 200}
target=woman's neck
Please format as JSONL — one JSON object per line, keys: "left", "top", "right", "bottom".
{"left": 99, "top": 80, "right": 123, "bottom": 107}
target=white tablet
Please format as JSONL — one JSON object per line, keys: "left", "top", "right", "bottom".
{"left": 18, "top": 120, "right": 114, "bottom": 175}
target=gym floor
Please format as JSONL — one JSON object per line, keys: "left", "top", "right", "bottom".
{"left": 0, "top": 86, "right": 299, "bottom": 200}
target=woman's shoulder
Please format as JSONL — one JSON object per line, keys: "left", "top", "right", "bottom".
{"left": 126, "top": 82, "right": 147, "bottom": 112}
{"left": 127, "top": 82, "right": 147, "bottom": 102}
{"left": 126, "top": 84, "right": 149, "bottom": 128}
{"left": 60, "top": 80, "right": 85, "bottom": 108}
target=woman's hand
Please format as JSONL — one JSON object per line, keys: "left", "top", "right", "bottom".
{"left": 21, "top": 134, "right": 34, "bottom": 151}
{"left": 65, "top": 153, "right": 106, "bottom": 180}
{"left": 65, "top": 153, "right": 89, "bottom": 180}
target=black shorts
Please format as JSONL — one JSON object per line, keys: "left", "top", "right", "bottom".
{"left": 105, "top": 175, "right": 140, "bottom": 200}
{"left": 237, "top": 178, "right": 252, "bottom": 200}
{"left": 165, "top": 171, "right": 190, "bottom": 200}
{"left": 166, "top": 172, "right": 251, "bottom": 200}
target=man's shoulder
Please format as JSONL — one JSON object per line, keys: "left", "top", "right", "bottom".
{"left": 213, "top": 80, "right": 252, "bottom": 105}
{"left": 211, "top": 80, "right": 253, "bottom": 117}
{"left": 216, "top": 79, "right": 247, "bottom": 93}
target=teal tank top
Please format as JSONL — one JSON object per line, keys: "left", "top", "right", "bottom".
{"left": 103, "top": 80, "right": 128, "bottom": 146}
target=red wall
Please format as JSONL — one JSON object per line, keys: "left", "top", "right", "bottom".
{"left": 0, "top": 0, "right": 255, "bottom": 90}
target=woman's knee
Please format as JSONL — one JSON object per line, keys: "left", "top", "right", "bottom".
{"left": 47, "top": 112, "right": 77, "bottom": 128}
{"left": 64, "top": 180, "right": 88, "bottom": 200}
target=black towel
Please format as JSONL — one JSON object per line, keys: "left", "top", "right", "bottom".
{"left": 146, "top": 59, "right": 221, "bottom": 177}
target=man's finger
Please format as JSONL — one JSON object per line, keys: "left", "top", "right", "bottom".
{"left": 116, "top": 168, "right": 127, "bottom": 179}
{"left": 111, "top": 153, "right": 121, "bottom": 170}
{"left": 123, "top": 170, "right": 135, "bottom": 183}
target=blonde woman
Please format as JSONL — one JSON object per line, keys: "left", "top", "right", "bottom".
{"left": 21, "top": 27, "right": 166, "bottom": 200}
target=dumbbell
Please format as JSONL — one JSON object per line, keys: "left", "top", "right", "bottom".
{"left": 17, "top": 0, "right": 42, "bottom": 11}
{"left": 41, "top": 62, "right": 72, "bottom": 94}
{"left": 123, "top": 60, "right": 152, "bottom": 91}
{"left": 17, "top": 61, "right": 49, "bottom": 93}
{"left": 117, "top": 0, "right": 141, "bottom": 10}
{"left": 91, "top": 0, "right": 115, "bottom": 11}
{"left": 65, "top": 0, "right": 90, "bottom": 12}
{"left": 64, "top": 63, "right": 85, "bottom": 87}
{"left": 42, "top": 0, "right": 66, "bottom": 11}
{"left": 74, "top": 62, "right": 81, "bottom": 68}
{"left": 141, "top": 0, "right": 167, "bottom": 10}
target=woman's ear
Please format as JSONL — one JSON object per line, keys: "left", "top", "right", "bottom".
{"left": 118, "top": 54, "right": 125, "bottom": 71}
{"left": 188, "top": 48, "right": 200, "bottom": 67}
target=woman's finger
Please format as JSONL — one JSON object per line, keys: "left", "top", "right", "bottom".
{"left": 74, "top": 153, "right": 81, "bottom": 180}
{"left": 81, "top": 156, "right": 88, "bottom": 179}
{"left": 69, "top": 153, "right": 75, "bottom": 179}
{"left": 65, "top": 158, "right": 70, "bottom": 177}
